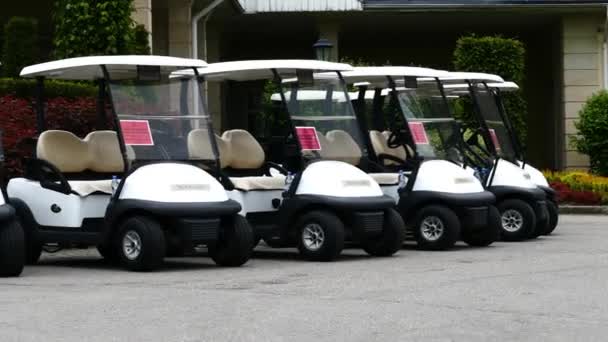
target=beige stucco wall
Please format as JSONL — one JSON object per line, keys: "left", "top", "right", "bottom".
{"left": 562, "top": 14, "right": 604, "bottom": 169}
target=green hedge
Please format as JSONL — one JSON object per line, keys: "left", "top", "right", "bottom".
{"left": 571, "top": 91, "right": 608, "bottom": 176}
{"left": 453, "top": 35, "right": 527, "bottom": 142}
{"left": 2, "top": 17, "right": 39, "bottom": 78}
{"left": 0, "top": 78, "right": 96, "bottom": 98}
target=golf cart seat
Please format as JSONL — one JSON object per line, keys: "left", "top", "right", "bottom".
{"left": 36, "top": 130, "right": 124, "bottom": 196}
{"left": 369, "top": 130, "right": 407, "bottom": 166}
{"left": 323, "top": 130, "right": 400, "bottom": 186}
{"left": 187, "top": 129, "right": 286, "bottom": 191}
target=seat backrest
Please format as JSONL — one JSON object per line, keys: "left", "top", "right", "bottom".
{"left": 368, "top": 130, "right": 406, "bottom": 166}
{"left": 37, "top": 130, "right": 124, "bottom": 173}
{"left": 222, "top": 129, "right": 266, "bottom": 170}
{"left": 325, "top": 130, "right": 362, "bottom": 166}
{"left": 187, "top": 129, "right": 231, "bottom": 168}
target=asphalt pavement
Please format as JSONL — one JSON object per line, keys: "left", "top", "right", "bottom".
{"left": 0, "top": 215, "right": 606, "bottom": 342}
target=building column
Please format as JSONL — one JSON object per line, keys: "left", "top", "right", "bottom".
{"left": 168, "top": 0, "right": 192, "bottom": 58}
{"left": 317, "top": 21, "right": 340, "bottom": 61}
{"left": 132, "top": 0, "right": 153, "bottom": 50}
{"left": 561, "top": 14, "right": 603, "bottom": 169}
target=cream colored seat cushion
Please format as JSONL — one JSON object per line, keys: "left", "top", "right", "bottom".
{"left": 221, "top": 129, "right": 266, "bottom": 169}
{"left": 187, "top": 129, "right": 230, "bottom": 168}
{"left": 324, "top": 130, "right": 362, "bottom": 166}
{"left": 68, "top": 180, "right": 113, "bottom": 196}
{"left": 229, "top": 175, "right": 287, "bottom": 191}
{"left": 368, "top": 130, "right": 407, "bottom": 166}
{"left": 84, "top": 131, "right": 125, "bottom": 172}
{"left": 369, "top": 173, "right": 400, "bottom": 186}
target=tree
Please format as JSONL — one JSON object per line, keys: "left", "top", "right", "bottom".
{"left": 571, "top": 91, "right": 608, "bottom": 176}
{"left": 53, "top": 0, "right": 137, "bottom": 58}
{"left": 2, "top": 17, "right": 39, "bottom": 77}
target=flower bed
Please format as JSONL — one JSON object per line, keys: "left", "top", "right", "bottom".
{"left": 543, "top": 170, "right": 608, "bottom": 205}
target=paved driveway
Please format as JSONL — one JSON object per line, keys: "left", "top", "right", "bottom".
{"left": 0, "top": 215, "right": 606, "bottom": 341}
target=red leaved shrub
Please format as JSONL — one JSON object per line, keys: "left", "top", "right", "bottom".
{"left": 550, "top": 181, "right": 602, "bottom": 205}
{"left": 0, "top": 94, "right": 97, "bottom": 177}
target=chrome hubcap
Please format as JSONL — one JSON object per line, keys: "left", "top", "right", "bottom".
{"left": 302, "top": 223, "right": 325, "bottom": 251}
{"left": 421, "top": 216, "right": 444, "bottom": 241}
{"left": 122, "top": 230, "right": 142, "bottom": 260}
{"left": 502, "top": 209, "right": 524, "bottom": 232}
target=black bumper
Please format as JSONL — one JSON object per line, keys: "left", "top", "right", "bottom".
{"left": 0, "top": 204, "right": 15, "bottom": 222}
{"left": 538, "top": 185, "right": 557, "bottom": 202}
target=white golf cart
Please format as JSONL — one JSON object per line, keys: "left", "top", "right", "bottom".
{"left": 0, "top": 133, "right": 25, "bottom": 277}
{"left": 441, "top": 72, "right": 550, "bottom": 241}
{"left": 189, "top": 60, "right": 405, "bottom": 261}
{"left": 7, "top": 56, "right": 254, "bottom": 271}
{"left": 340, "top": 67, "right": 500, "bottom": 250}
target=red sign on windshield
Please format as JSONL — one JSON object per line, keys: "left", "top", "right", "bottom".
{"left": 408, "top": 122, "right": 429, "bottom": 145}
{"left": 120, "top": 120, "right": 154, "bottom": 146}
{"left": 295, "top": 126, "right": 321, "bottom": 151}
{"left": 489, "top": 128, "right": 501, "bottom": 151}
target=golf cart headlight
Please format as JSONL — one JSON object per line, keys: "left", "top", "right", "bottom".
{"left": 453, "top": 176, "right": 474, "bottom": 185}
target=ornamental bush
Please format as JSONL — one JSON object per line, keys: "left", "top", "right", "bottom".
{"left": 453, "top": 35, "right": 527, "bottom": 142}
{"left": 2, "top": 17, "right": 40, "bottom": 77}
{"left": 544, "top": 170, "right": 608, "bottom": 204}
{"left": 0, "top": 78, "right": 96, "bottom": 98}
{"left": 571, "top": 91, "right": 608, "bottom": 176}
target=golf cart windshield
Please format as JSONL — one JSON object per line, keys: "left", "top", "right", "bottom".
{"left": 281, "top": 72, "right": 368, "bottom": 162}
{"left": 108, "top": 70, "right": 214, "bottom": 163}
{"left": 469, "top": 85, "right": 518, "bottom": 161}
{"left": 396, "top": 80, "right": 463, "bottom": 163}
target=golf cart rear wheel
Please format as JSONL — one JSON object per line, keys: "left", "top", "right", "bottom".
{"left": 0, "top": 220, "right": 25, "bottom": 277}
{"left": 209, "top": 215, "right": 254, "bottom": 267}
{"left": 544, "top": 201, "right": 559, "bottom": 235}
{"left": 296, "top": 210, "right": 345, "bottom": 261}
{"left": 413, "top": 205, "right": 460, "bottom": 251}
{"left": 497, "top": 199, "right": 536, "bottom": 241}
{"left": 116, "top": 216, "right": 165, "bottom": 272}
{"left": 362, "top": 208, "right": 405, "bottom": 257}
{"left": 462, "top": 206, "right": 501, "bottom": 247}
{"left": 97, "top": 244, "right": 120, "bottom": 263}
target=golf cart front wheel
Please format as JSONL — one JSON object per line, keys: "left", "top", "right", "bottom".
{"left": 413, "top": 205, "right": 460, "bottom": 251}
{"left": 462, "top": 206, "right": 501, "bottom": 247}
{"left": 296, "top": 210, "right": 345, "bottom": 261}
{"left": 362, "top": 208, "right": 405, "bottom": 257}
{"left": 116, "top": 216, "right": 166, "bottom": 271}
{"left": 209, "top": 215, "right": 254, "bottom": 267}
{"left": 497, "top": 199, "right": 536, "bottom": 241}
{"left": 544, "top": 201, "right": 559, "bottom": 235}
{"left": 0, "top": 220, "right": 25, "bottom": 277}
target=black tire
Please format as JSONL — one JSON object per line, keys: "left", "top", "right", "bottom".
{"left": 25, "top": 242, "right": 42, "bottom": 265}
{"left": 0, "top": 220, "right": 25, "bottom": 277}
{"left": 296, "top": 210, "right": 345, "bottom": 261}
{"left": 209, "top": 215, "right": 254, "bottom": 267}
{"left": 413, "top": 205, "right": 460, "bottom": 251}
{"left": 531, "top": 205, "right": 550, "bottom": 239}
{"left": 544, "top": 200, "right": 559, "bottom": 235}
{"left": 497, "top": 199, "right": 536, "bottom": 241}
{"left": 116, "top": 216, "right": 165, "bottom": 271}
{"left": 462, "top": 206, "right": 501, "bottom": 247}
{"left": 362, "top": 208, "right": 405, "bottom": 257}
{"left": 97, "top": 244, "right": 120, "bottom": 263}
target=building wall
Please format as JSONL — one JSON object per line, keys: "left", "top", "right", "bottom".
{"left": 562, "top": 14, "right": 604, "bottom": 169}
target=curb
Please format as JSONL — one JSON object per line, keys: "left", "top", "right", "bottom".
{"left": 559, "top": 205, "right": 608, "bottom": 215}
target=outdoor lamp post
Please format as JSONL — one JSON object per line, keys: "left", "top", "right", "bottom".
{"left": 313, "top": 38, "right": 333, "bottom": 61}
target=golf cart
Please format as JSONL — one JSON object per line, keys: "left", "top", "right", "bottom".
{"left": 441, "top": 72, "right": 549, "bottom": 241}
{"left": 8, "top": 56, "right": 254, "bottom": 271}
{"left": 341, "top": 67, "right": 500, "bottom": 250}
{"left": 190, "top": 60, "right": 405, "bottom": 261}
{"left": 0, "top": 131, "right": 25, "bottom": 277}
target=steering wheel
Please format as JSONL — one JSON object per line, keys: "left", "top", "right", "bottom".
{"left": 387, "top": 130, "right": 405, "bottom": 149}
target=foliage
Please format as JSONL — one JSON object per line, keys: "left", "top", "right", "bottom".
{"left": 571, "top": 91, "right": 608, "bottom": 176}
{"left": 544, "top": 170, "right": 608, "bottom": 204}
{"left": 453, "top": 35, "right": 527, "bottom": 143}
{"left": 2, "top": 17, "right": 40, "bottom": 78}
{"left": 0, "top": 78, "right": 96, "bottom": 98}
{"left": 0, "top": 95, "right": 97, "bottom": 177}
{"left": 53, "top": 0, "right": 136, "bottom": 58}
{"left": 132, "top": 24, "right": 151, "bottom": 55}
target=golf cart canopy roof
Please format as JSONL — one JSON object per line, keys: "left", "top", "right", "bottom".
{"left": 341, "top": 66, "right": 449, "bottom": 84}
{"left": 440, "top": 72, "right": 505, "bottom": 84}
{"left": 20, "top": 55, "right": 208, "bottom": 80}
{"left": 443, "top": 81, "right": 520, "bottom": 94}
{"left": 196, "top": 60, "right": 353, "bottom": 81}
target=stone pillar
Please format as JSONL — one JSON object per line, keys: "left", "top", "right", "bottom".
{"left": 168, "top": 0, "right": 192, "bottom": 58}
{"left": 561, "top": 14, "right": 604, "bottom": 169}
{"left": 132, "top": 0, "right": 153, "bottom": 50}
{"left": 317, "top": 21, "right": 340, "bottom": 61}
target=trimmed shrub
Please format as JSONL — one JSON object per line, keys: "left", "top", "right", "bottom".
{"left": 53, "top": 0, "right": 136, "bottom": 58}
{"left": 0, "top": 78, "right": 96, "bottom": 98}
{"left": 2, "top": 17, "right": 39, "bottom": 78}
{"left": 453, "top": 35, "right": 527, "bottom": 142}
{"left": 133, "top": 24, "right": 151, "bottom": 55}
{"left": 571, "top": 91, "right": 608, "bottom": 176}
